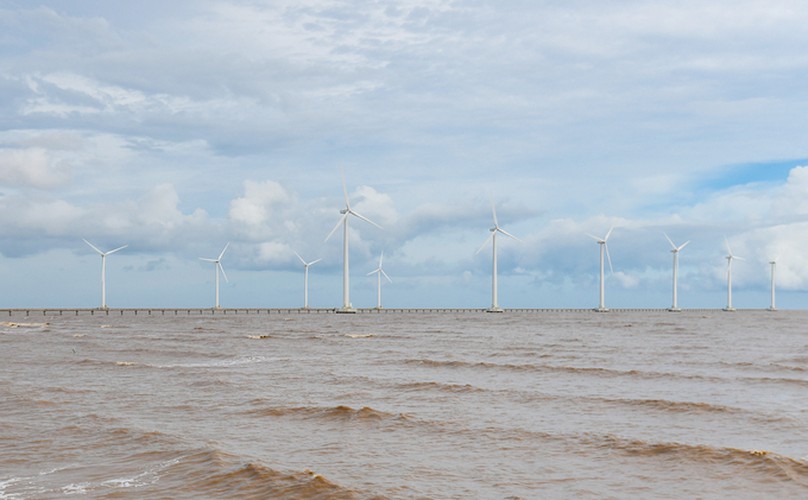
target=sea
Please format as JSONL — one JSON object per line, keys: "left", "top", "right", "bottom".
{"left": 1, "top": 309, "right": 807, "bottom": 499}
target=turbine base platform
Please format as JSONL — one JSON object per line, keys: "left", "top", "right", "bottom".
{"left": 336, "top": 307, "right": 357, "bottom": 314}
{"left": 594, "top": 307, "right": 609, "bottom": 313}
{"left": 486, "top": 307, "right": 504, "bottom": 313}
{"left": 722, "top": 307, "right": 736, "bottom": 312}
{"left": 668, "top": 307, "right": 682, "bottom": 312}
{"left": 767, "top": 307, "right": 778, "bottom": 312}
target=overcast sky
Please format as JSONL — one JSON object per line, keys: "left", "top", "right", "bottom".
{"left": 2, "top": 0, "right": 808, "bottom": 309}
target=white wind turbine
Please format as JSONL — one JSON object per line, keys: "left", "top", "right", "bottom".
{"left": 367, "top": 251, "right": 392, "bottom": 309}
{"left": 476, "top": 202, "right": 520, "bottom": 313}
{"left": 83, "top": 239, "right": 127, "bottom": 310}
{"left": 294, "top": 251, "right": 321, "bottom": 309}
{"left": 723, "top": 239, "right": 743, "bottom": 311}
{"left": 200, "top": 243, "right": 229, "bottom": 309}
{"left": 587, "top": 228, "right": 614, "bottom": 312}
{"left": 664, "top": 233, "right": 690, "bottom": 312}
{"left": 325, "top": 171, "right": 382, "bottom": 313}
{"left": 768, "top": 257, "right": 778, "bottom": 311}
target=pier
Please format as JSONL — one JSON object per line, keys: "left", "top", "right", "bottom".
{"left": 0, "top": 307, "right": 756, "bottom": 317}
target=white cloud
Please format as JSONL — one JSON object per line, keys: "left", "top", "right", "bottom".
{"left": 0, "top": 147, "right": 70, "bottom": 188}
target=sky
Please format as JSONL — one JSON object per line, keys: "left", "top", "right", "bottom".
{"left": 2, "top": 0, "right": 808, "bottom": 309}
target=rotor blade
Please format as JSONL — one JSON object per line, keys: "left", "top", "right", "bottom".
{"left": 381, "top": 269, "right": 392, "bottom": 283}
{"left": 379, "top": 251, "right": 384, "bottom": 268}
{"left": 605, "top": 243, "right": 614, "bottom": 276}
{"left": 325, "top": 214, "right": 348, "bottom": 242}
{"left": 308, "top": 258, "right": 322, "bottom": 267}
{"left": 496, "top": 227, "right": 521, "bottom": 242}
{"left": 677, "top": 241, "right": 690, "bottom": 252}
{"left": 724, "top": 237, "right": 733, "bottom": 257}
{"left": 218, "top": 262, "right": 229, "bottom": 283}
{"left": 106, "top": 244, "right": 128, "bottom": 255}
{"left": 734, "top": 255, "right": 745, "bottom": 261}
{"left": 347, "top": 209, "right": 383, "bottom": 230}
{"left": 218, "top": 242, "right": 230, "bottom": 261}
{"left": 663, "top": 232, "right": 676, "bottom": 250}
{"left": 294, "top": 251, "right": 307, "bottom": 266}
{"left": 367, "top": 268, "right": 379, "bottom": 276}
{"left": 476, "top": 232, "right": 493, "bottom": 255}
{"left": 83, "top": 239, "right": 104, "bottom": 255}
{"left": 199, "top": 257, "right": 217, "bottom": 263}
{"left": 604, "top": 227, "right": 614, "bottom": 242}
{"left": 586, "top": 233, "right": 602, "bottom": 243}
{"left": 341, "top": 167, "right": 350, "bottom": 209}
{"left": 491, "top": 201, "right": 499, "bottom": 228}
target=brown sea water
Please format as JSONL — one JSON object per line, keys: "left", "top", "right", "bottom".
{"left": 1, "top": 310, "right": 807, "bottom": 499}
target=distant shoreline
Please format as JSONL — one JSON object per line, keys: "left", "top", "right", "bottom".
{"left": 0, "top": 307, "right": 793, "bottom": 317}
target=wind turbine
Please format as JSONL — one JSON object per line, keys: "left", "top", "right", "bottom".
{"left": 325, "top": 171, "right": 382, "bottom": 313}
{"left": 294, "top": 251, "right": 321, "bottom": 309}
{"left": 83, "top": 239, "right": 127, "bottom": 310}
{"left": 768, "top": 258, "right": 777, "bottom": 311}
{"left": 367, "top": 251, "right": 392, "bottom": 309}
{"left": 587, "top": 228, "right": 614, "bottom": 312}
{"left": 723, "top": 239, "right": 743, "bottom": 311}
{"left": 200, "top": 243, "right": 229, "bottom": 309}
{"left": 664, "top": 233, "right": 690, "bottom": 312}
{"left": 476, "top": 202, "right": 520, "bottom": 313}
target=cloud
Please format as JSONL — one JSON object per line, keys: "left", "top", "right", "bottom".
{"left": 0, "top": 147, "right": 70, "bottom": 188}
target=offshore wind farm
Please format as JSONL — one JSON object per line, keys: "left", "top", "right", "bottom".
{"left": 3, "top": 3, "right": 808, "bottom": 499}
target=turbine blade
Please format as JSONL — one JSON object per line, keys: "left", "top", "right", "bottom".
{"left": 199, "top": 257, "right": 216, "bottom": 263}
{"left": 491, "top": 201, "right": 499, "bottom": 228}
{"left": 381, "top": 269, "right": 392, "bottom": 283}
{"left": 367, "top": 269, "right": 377, "bottom": 276}
{"left": 83, "top": 239, "right": 104, "bottom": 255}
{"left": 218, "top": 262, "right": 229, "bottom": 283}
{"left": 604, "top": 227, "right": 614, "bottom": 242}
{"left": 586, "top": 233, "right": 602, "bottom": 242}
{"left": 379, "top": 251, "right": 384, "bottom": 268}
{"left": 605, "top": 243, "right": 614, "bottom": 276}
{"left": 218, "top": 242, "right": 230, "bottom": 261}
{"left": 107, "top": 244, "right": 128, "bottom": 255}
{"left": 724, "top": 237, "right": 733, "bottom": 257}
{"left": 308, "top": 258, "right": 322, "bottom": 266}
{"left": 348, "top": 209, "right": 383, "bottom": 230}
{"left": 325, "top": 214, "right": 348, "bottom": 242}
{"left": 497, "top": 227, "right": 521, "bottom": 242}
{"left": 294, "top": 251, "right": 307, "bottom": 266}
{"left": 664, "top": 232, "right": 676, "bottom": 250}
{"left": 476, "top": 233, "right": 493, "bottom": 255}
{"left": 677, "top": 241, "right": 690, "bottom": 252}
{"left": 341, "top": 167, "right": 350, "bottom": 209}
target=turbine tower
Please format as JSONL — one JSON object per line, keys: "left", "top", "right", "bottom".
{"left": 83, "top": 239, "right": 127, "bottom": 310}
{"left": 723, "top": 239, "right": 743, "bottom": 311}
{"left": 476, "top": 202, "right": 520, "bottom": 313}
{"left": 768, "top": 258, "right": 777, "bottom": 311}
{"left": 325, "top": 171, "right": 382, "bottom": 313}
{"left": 294, "top": 251, "right": 321, "bottom": 309}
{"left": 587, "top": 228, "right": 614, "bottom": 312}
{"left": 665, "top": 233, "right": 690, "bottom": 312}
{"left": 367, "top": 251, "right": 392, "bottom": 309}
{"left": 200, "top": 243, "right": 229, "bottom": 309}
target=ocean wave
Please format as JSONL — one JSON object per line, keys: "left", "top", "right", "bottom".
{"left": 244, "top": 403, "right": 411, "bottom": 423}
{"left": 1, "top": 321, "right": 50, "bottom": 329}
{"left": 582, "top": 434, "right": 808, "bottom": 486}
{"left": 152, "top": 448, "right": 362, "bottom": 499}
{"left": 344, "top": 333, "right": 375, "bottom": 339}
{"left": 396, "top": 380, "right": 484, "bottom": 394}
{"left": 400, "top": 357, "right": 724, "bottom": 383}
